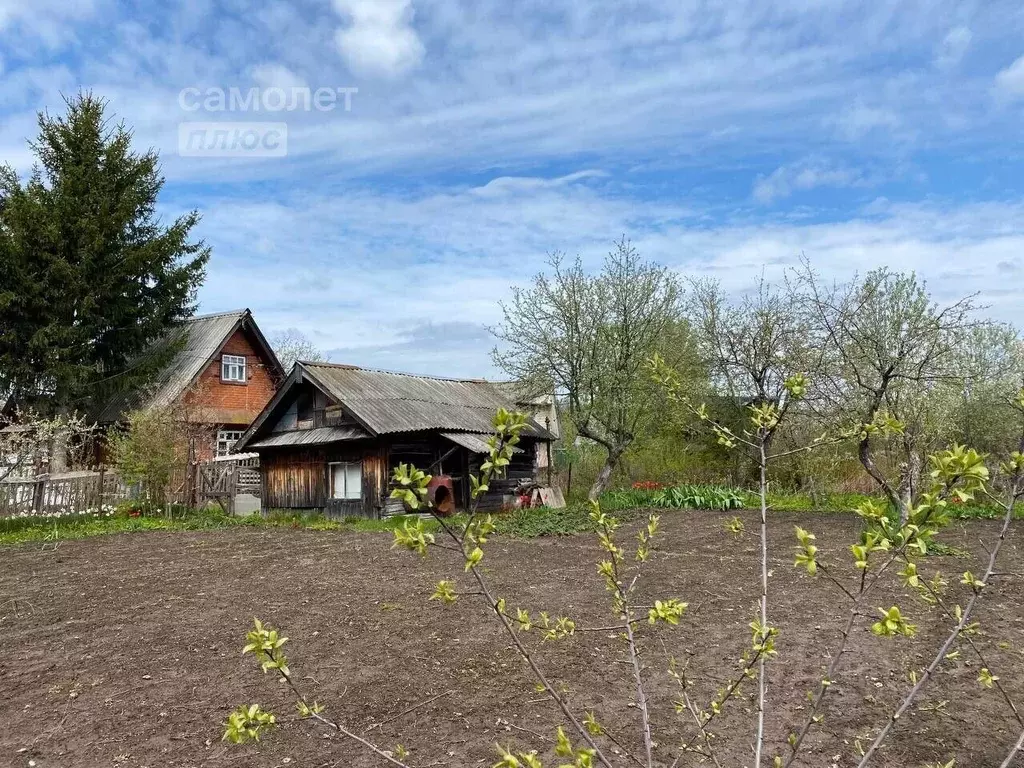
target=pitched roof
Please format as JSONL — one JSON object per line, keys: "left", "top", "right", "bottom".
{"left": 303, "top": 362, "right": 528, "bottom": 435}
{"left": 93, "top": 309, "right": 283, "bottom": 423}
{"left": 237, "top": 362, "right": 553, "bottom": 450}
{"left": 248, "top": 425, "right": 370, "bottom": 448}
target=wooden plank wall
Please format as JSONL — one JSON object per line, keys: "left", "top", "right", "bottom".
{"left": 262, "top": 443, "right": 387, "bottom": 518}
{"left": 260, "top": 434, "right": 545, "bottom": 518}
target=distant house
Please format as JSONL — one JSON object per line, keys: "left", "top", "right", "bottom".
{"left": 94, "top": 309, "right": 286, "bottom": 460}
{"left": 233, "top": 362, "right": 554, "bottom": 518}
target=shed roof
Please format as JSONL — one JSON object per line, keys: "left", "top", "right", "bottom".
{"left": 302, "top": 363, "right": 551, "bottom": 437}
{"left": 93, "top": 309, "right": 283, "bottom": 423}
{"left": 441, "top": 431, "right": 523, "bottom": 455}
{"left": 248, "top": 425, "right": 370, "bottom": 448}
{"left": 236, "top": 362, "right": 553, "bottom": 451}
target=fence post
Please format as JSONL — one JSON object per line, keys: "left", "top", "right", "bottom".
{"left": 32, "top": 476, "right": 46, "bottom": 513}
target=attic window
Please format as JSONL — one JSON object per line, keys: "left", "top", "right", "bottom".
{"left": 222, "top": 354, "right": 247, "bottom": 383}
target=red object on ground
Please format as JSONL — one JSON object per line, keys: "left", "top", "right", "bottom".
{"left": 427, "top": 475, "right": 456, "bottom": 516}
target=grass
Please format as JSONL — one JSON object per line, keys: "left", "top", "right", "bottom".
{"left": 4, "top": 486, "right": 1020, "bottom": 547}
{"left": 0, "top": 507, "right": 247, "bottom": 545}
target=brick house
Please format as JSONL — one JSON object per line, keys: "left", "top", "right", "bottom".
{"left": 94, "top": 309, "right": 286, "bottom": 460}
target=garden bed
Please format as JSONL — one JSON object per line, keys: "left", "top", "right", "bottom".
{"left": 0, "top": 510, "right": 1021, "bottom": 767}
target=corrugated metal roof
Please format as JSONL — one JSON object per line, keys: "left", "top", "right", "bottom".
{"left": 303, "top": 363, "right": 552, "bottom": 437}
{"left": 493, "top": 382, "right": 561, "bottom": 439}
{"left": 441, "top": 431, "right": 523, "bottom": 454}
{"left": 248, "top": 425, "right": 370, "bottom": 448}
{"left": 93, "top": 310, "right": 248, "bottom": 423}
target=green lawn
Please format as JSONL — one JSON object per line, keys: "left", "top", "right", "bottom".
{"left": 2, "top": 486, "right": 1018, "bottom": 546}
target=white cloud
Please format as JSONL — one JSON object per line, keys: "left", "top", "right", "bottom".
{"left": 187, "top": 174, "right": 1024, "bottom": 377}
{"left": 995, "top": 55, "right": 1024, "bottom": 100}
{"left": 752, "top": 160, "right": 865, "bottom": 204}
{"left": 935, "top": 26, "right": 971, "bottom": 69}
{"left": 830, "top": 101, "right": 903, "bottom": 141}
{"left": 249, "top": 63, "right": 307, "bottom": 91}
{"left": 0, "top": 0, "right": 97, "bottom": 48}
{"left": 332, "top": 0, "right": 424, "bottom": 78}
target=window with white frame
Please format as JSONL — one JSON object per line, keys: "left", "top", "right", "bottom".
{"left": 216, "top": 429, "right": 245, "bottom": 457}
{"left": 330, "top": 461, "right": 362, "bottom": 500}
{"left": 221, "top": 354, "right": 247, "bottom": 383}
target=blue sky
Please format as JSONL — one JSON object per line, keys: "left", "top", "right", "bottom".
{"left": 2, "top": 0, "right": 1024, "bottom": 376}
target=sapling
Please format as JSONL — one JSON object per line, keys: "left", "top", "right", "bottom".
{"left": 651, "top": 351, "right": 831, "bottom": 767}
{"left": 225, "top": 409, "right": 693, "bottom": 767}
{"left": 222, "top": 397, "right": 1024, "bottom": 766}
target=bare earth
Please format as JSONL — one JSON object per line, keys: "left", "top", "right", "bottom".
{"left": 1, "top": 510, "right": 1022, "bottom": 768}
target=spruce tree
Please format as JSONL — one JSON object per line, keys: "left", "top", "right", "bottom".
{"left": 0, "top": 93, "right": 209, "bottom": 466}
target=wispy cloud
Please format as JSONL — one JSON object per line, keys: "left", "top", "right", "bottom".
{"left": 752, "top": 159, "right": 867, "bottom": 205}
{"left": 995, "top": 54, "right": 1024, "bottom": 99}
{"left": 935, "top": 26, "right": 972, "bottom": 70}
{"left": 2, "top": 1, "right": 1024, "bottom": 376}
{"left": 186, "top": 173, "right": 1024, "bottom": 376}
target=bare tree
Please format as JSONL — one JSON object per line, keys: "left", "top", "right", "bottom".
{"left": 0, "top": 410, "right": 94, "bottom": 482}
{"left": 795, "top": 264, "right": 980, "bottom": 521}
{"left": 270, "top": 329, "right": 325, "bottom": 372}
{"left": 492, "top": 239, "right": 683, "bottom": 500}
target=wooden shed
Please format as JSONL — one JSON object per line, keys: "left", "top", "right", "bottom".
{"left": 233, "top": 362, "right": 553, "bottom": 518}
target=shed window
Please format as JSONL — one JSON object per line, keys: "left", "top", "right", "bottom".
{"left": 330, "top": 461, "right": 362, "bottom": 500}
{"left": 221, "top": 354, "right": 247, "bottom": 383}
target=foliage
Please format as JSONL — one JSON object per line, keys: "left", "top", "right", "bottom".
{"left": 603, "top": 483, "right": 744, "bottom": 511}
{"left": 489, "top": 504, "right": 606, "bottom": 537}
{"left": 0, "top": 93, "right": 208, "bottom": 431}
{"left": 794, "top": 263, "right": 993, "bottom": 520}
{"left": 492, "top": 239, "right": 697, "bottom": 500}
{"left": 108, "top": 407, "right": 180, "bottom": 507}
{"left": 0, "top": 505, "right": 239, "bottom": 545}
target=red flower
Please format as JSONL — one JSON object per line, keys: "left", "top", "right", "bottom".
{"left": 632, "top": 481, "right": 664, "bottom": 490}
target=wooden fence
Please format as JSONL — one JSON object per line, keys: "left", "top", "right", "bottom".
{"left": 0, "top": 470, "right": 131, "bottom": 518}
{"left": 0, "top": 455, "right": 263, "bottom": 518}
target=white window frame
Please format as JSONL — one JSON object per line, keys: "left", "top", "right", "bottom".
{"left": 221, "top": 354, "right": 247, "bottom": 383}
{"left": 216, "top": 429, "right": 245, "bottom": 457}
{"left": 329, "top": 461, "right": 362, "bottom": 500}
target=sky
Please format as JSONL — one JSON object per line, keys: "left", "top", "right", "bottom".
{"left": 2, "top": 0, "right": 1024, "bottom": 377}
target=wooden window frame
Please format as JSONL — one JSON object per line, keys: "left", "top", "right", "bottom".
{"left": 329, "top": 461, "right": 362, "bottom": 500}
{"left": 221, "top": 354, "right": 247, "bottom": 383}
{"left": 216, "top": 429, "right": 245, "bottom": 457}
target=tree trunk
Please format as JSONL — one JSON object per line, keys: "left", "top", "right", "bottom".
{"left": 588, "top": 443, "right": 626, "bottom": 501}
{"left": 48, "top": 407, "right": 72, "bottom": 474}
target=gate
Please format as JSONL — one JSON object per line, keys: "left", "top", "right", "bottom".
{"left": 197, "top": 454, "right": 261, "bottom": 514}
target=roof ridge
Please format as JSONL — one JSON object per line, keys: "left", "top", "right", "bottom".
{"left": 186, "top": 308, "right": 248, "bottom": 322}
{"left": 302, "top": 360, "right": 490, "bottom": 384}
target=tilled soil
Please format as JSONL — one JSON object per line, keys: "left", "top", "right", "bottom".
{"left": 1, "top": 510, "right": 1022, "bottom": 768}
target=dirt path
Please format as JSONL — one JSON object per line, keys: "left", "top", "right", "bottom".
{"left": 1, "top": 510, "right": 1022, "bottom": 767}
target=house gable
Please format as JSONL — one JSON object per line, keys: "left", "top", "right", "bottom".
{"left": 236, "top": 366, "right": 372, "bottom": 450}
{"left": 182, "top": 322, "right": 283, "bottom": 426}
